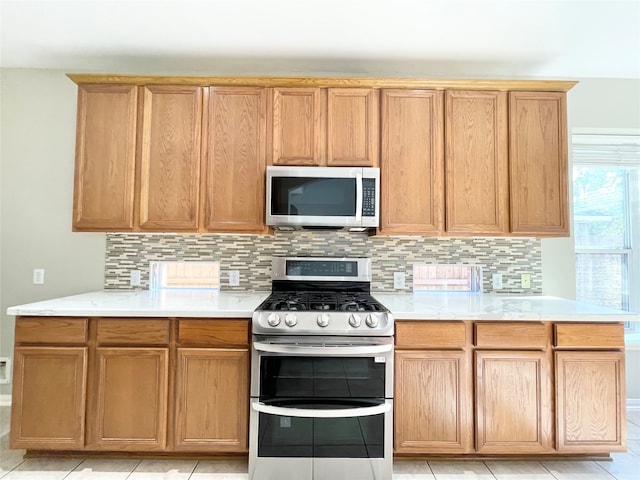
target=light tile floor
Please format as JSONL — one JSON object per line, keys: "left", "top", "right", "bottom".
{"left": 1, "top": 406, "right": 640, "bottom": 479}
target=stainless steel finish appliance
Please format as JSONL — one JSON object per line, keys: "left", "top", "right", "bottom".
{"left": 249, "top": 257, "right": 394, "bottom": 480}
{"left": 265, "top": 166, "right": 380, "bottom": 231}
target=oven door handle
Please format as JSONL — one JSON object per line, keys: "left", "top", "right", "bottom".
{"left": 252, "top": 401, "right": 391, "bottom": 418}
{"left": 253, "top": 341, "right": 392, "bottom": 355}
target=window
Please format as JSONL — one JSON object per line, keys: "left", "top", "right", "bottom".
{"left": 413, "top": 264, "right": 483, "bottom": 292}
{"left": 149, "top": 261, "right": 220, "bottom": 290}
{"left": 572, "top": 133, "right": 640, "bottom": 335}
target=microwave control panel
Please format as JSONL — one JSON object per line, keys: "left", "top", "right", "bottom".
{"left": 362, "top": 178, "right": 377, "bottom": 217}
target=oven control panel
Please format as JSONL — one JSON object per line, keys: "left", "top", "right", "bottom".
{"left": 252, "top": 311, "right": 393, "bottom": 336}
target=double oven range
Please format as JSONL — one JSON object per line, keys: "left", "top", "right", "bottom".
{"left": 249, "top": 257, "right": 394, "bottom": 480}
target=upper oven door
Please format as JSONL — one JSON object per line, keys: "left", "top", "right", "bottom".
{"left": 251, "top": 336, "right": 393, "bottom": 399}
{"left": 266, "top": 166, "right": 379, "bottom": 229}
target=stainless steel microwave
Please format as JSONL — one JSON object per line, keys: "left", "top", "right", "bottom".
{"left": 266, "top": 166, "right": 380, "bottom": 231}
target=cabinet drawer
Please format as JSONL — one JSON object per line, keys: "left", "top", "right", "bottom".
{"left": 395, "top": 321, "right": 467, "bottom": 349}
{"left": 15, "top": 317, "right": 88, "bottom": 344}
{"left": 554, "top": 323, "right": 624, "bottom": 349}
{"left": 178, "top": 319, "right": 249, "bottom": 347}
{"left": 474, "top": 322, "right": 548, "bottom": 349}
{"left": 96, "top": 319, "right": 169, "bottom": 345}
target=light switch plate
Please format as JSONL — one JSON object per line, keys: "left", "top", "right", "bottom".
{"left": 130, "top": 270, "right": 141, "bottom": 287}
{"left": 492, "top": 273, "right": 503, "bottom": 290}
{"left": 33, "top": 268, "right": 45, "bottom": 285}
{"left": 521, "top": 273, "right": 531, "bottom": 289}
{"left": 393, "top": 272, "right": 406, "bottom": 289}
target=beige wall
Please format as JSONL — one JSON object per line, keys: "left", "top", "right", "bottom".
{"left": 1, "top": 70, "right": 639, "bottom": 399}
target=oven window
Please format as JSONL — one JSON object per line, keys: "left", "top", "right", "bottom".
{"left": 257, "top": 400, "right": 384, "bottom": 458}
{"left": 271, "top": 177, "right": 356, "bottom": 216}
{"left": 259, "top": 356, "right": 385, "bottom": 399}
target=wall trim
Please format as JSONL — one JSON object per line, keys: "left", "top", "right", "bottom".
{"left": 627, "top": 399, "right": 640, "bottom": 410}
{"left": 0, "top": 394, "right": 11, "bottom": 407}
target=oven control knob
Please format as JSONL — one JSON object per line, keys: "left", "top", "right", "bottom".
{"left": 285, "top": 313, "right": 297, "bottom": 327}
{"left": 365, "top": 314, "right": 379, "bottom": 328}
{"left": 317, "top": 313, "right": 330, "bottom": 327}
{"left": 348, "top": 314, "right": 362, "bottom": 328}
{"left": 267, "top": 313, "right": 281, "bottom": 327}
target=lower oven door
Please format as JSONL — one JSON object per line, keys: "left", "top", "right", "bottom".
{"left": 248, "top": 399, "right": 393, "bottom": 480}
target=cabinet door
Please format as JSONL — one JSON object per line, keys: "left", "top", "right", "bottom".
{"left": 90, "top": 347, "right": 168, "bottom": 450}
{"left": 138, "top": 85, "right": 203, "bottom": 231}
{"left": 395, "top": 350, "right": 472, "bottom": 454}
{"left": 10, "top": 347, "right": 87, "bottom": 450}
{"left": 326, "top": 88, "right": 379, "bottom": 166}
{"left": 73, "top": 84, "right": 137, "bottom": 231}
{"left": 175, "top": 348, "right": 249, "bottom": 451}
{"left": 475, "top": 350, "right": 553, "bottom": 453}
{"left": 556, "top": 351, "right": 626, "bottom": 452}
{"left": 272, "top": 88, "right": 325, "bottom": 165}
{"left": 509, "top": 91, "right": 568, "bottom": 236}
{"left": 380, "top": 89, "right": 444, "bottom": 235}
{"left": 445, "top": 90, "right": 509, "bottom": 235}
{"left": 203, "top": 87, "right": 267, "bottom": 233}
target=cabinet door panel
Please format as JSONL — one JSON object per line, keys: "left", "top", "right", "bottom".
{"left": 204, "top": 87, "right": 267, "bottom": 232}
{"left": 175, "top": 348, "right": 249, "bottom": 451}
{"left": 509, "top": 91, "right": 568, "bottom": 236}
{"left": 327, "top": 88, "right": 379, "bottom": 166}
{"left": 73, "top": 84, "right": 137, "bottom": 231}
{"left": 272, "top": 88, "right": 325, "bottom": 165}
{"left": 90, "top": 347, "right": 168, "bottom": 450}
{"left": 139, "top": 85, "right": 203, "bottom": 230}
{"left": 380, "top": 89, "right": 444, "bottom": 235}
{"left": 445, "top": 90, "right": 508, "bottom": 235}
{"left": 10, "top": 347, "right": 87, "bottom": 449}
{"left": 395, "top": 350, "right": 472, "bottom": 453}
{"left": 556, "top": 351, "right": 626, "bottom": 452}
{"left": 475, "top": 350, "right": 553, "bottom": 453}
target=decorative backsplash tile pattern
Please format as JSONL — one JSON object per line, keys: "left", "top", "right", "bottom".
{"left": 105, "top": 232, "right": 542, "bottom": 294}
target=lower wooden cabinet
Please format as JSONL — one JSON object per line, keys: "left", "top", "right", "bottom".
{"left": 88, "top": 347, "right": 169, "bottom": 451}
{"left": 555, "top": 351, "right": 626, "bottom": 452}
{"left": 175, "top": 348, "right": 249, "bottom": 451}
{"left": 395, "top": 350, "right": 472, "bottom": 453}
{"left": 10, "top": 346, "right": 87, "bottom": 450}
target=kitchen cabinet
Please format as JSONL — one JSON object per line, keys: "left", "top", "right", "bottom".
{"left": 138, "top": 85, "right": 203, "bottom": 231}
{"left": 73, "top": 84, "right": 137, "bottom": 231}
{"left": 174, "top": 319, "right": 250, "bottom": 452}
{"left": 394, "top": 321, "right": 473, "bottom": 454}
{"left": 554, "top": 323, "right": 626, "bottom": 452}
{"left": 87, "top": 319, "right": 169, "bottom": 451}
{"left": 272, "top": 87, "right": 379, "bottom": 167}
{"left": 509, "top": 91, "right": 568, "bottom": 236}
{"left": 203, "top": 87, "right": 267, "bottom": 233}
{"left": 445, "top": 90, "right": 509, "bottom": 235}
{"left": 379, "top": 89, "right": 445, "bottom": 235}
{"left": 474, "top": 322, "right": 553, "bottom": 453}
{"left": 10, "top": 318, "right": 88, "bottom": 450}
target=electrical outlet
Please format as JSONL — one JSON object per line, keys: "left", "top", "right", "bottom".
{"left": 0, "top": 357, "right": 10, "bottom": 384}
{"left": 521, "top": 273, "right": 531, "bottom": 289}
{"left": 393, "top": 272, "right": 406, "bottom": 289}
{"left": 32, "top": 268, "right": 45, "bottom": 285}
{"left": 229, "top": 270, "right": 240, "bottom": 286}
{"left": 492, "top": 273, "right": 503, "bottom": 290}
{"left": 130, "top": 270, "right": 141, "bottom": 287}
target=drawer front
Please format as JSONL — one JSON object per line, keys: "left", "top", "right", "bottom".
{"left": 15, "top": 317, "right": 88, "bottom": 344}
{"left": 555, "top": 323, "right": 624, "bottom": 349}
{"left": 178, "top": 319, "right": 249, "bottom": 347}
{"left": 474, "top": 322, "right": 548, "bottom": 349}
{"left": 395, "top": 321, "right": 467, "bottom": 349}
{"left": 96, "top": 319, "right": 170, "bottom": 345}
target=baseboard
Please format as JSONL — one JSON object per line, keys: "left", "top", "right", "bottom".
{"left": 0, "top": 394, "right": 11, "bottom": 407}
{"left": 627, "top": 399, "right": 640, "bottom": 410}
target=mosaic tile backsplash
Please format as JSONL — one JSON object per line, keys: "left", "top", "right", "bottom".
{"left": 105, "top": 232, "right": 542, "bottom": 294}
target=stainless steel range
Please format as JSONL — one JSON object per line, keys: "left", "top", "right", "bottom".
{"left": 249, "top": 257, "right": 394, "bottom": 480}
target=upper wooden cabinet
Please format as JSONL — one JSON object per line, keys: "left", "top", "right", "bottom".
{"left": 509, "top": 91, "right": 568, "bottom": 236}
{"left": 73, "top": 84, "right": 137, "bottom": 231}
{"left": 445, "top": 90, "right": 509, "bottom": 235}
{"left": 203, "top": 87, "right": 267, "bottom": 233}
{"left": 138, "top": 85, "right": 203, "bottom": 231}
{"left": 271, "top": 87, "right": 379, "bottom": 167}
{"left": 379, "top": 89, "right": 444, "bottom": 235}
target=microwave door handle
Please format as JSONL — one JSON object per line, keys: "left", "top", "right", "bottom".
{"left": 253, "top": 341, "right": 392, "bottom": 355}
{"left": 252, "top": 401, "right": 391, "bottom": 418}
{"left": 355, "top": 172, "right": 363, "bottom": 222}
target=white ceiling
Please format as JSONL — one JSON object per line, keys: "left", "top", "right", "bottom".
{"left": 1, "top": 0, "right": 640, "bottom": 79}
